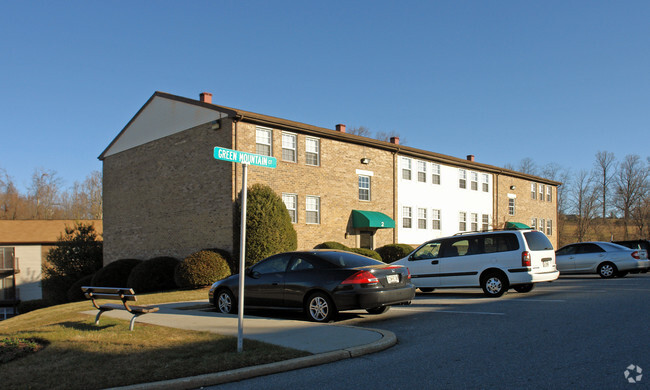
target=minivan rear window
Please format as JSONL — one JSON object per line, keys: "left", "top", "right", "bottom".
{"left": 524, "top": 231, "right": 554, "bottom": 251}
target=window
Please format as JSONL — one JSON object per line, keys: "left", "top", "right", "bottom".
{"left": 432, "top": 209, "right": 441, "bottom": 230}
{"left": 411, "top": 241, "right": 442, "bottom": 260}
{"left": 281, "top": 132, "right": 297, "bottom": 162}
{"left": 482, "top": 214, "right": 490, "bottom": 231}
{"left": 508, "top": 198, "right": 516, "bottom": 216}
{"left": 482, "top": 174, "right": 489, "bottom": 192}
{"left": 547, "top": 219, "right": 553, "bottom": 236}
{"left": 459, "top": 212, "right": 467, "bottom": 231}
{"left": 358, "top": 175, "right": 371, "bottom": 201}
{"left": 306, "top": 196, "right": 320, "bottom": 224}
{"left": 305, "top": 138, "right": 320, "bottom": 166}
{"left": 531, "top": 218, "right": 537, "bottom": 230}
{"left": 402, "top": 158, "right": 412, "bottom": 180}
{"left": 531, "top": 183, "right": 537, "bottom": 200}
{"left": 431, "top": 164, "right": 441, "bottom": 184}
{"left": 470, "top": 172, "right": 478, "bottom": 191}
{"left": 471, "top": 213, "right": 478, "bottom": 231}
{"left": 459, "top": 169, "right": 467, "bottom": 189}
{"left": 539, "top": 219, "right": 545, "bottom": 232}
{"left": 418, "top": 208, "right": 427, "bottom": 229}
{"left": 256, "top": 127, "right": 272, "bottom": 156}
{"left": 0, "top": 247, "right": 15, "bottom": 269}
{"left": 282, "top": 193, "right": 297, "bottom": 223}
{"left": 251, "top": 253, "right": 292, "bottom": 274}
{"left": 403, "top": 206, "right": 412, "bottom": 228}
{"left": 539, "top": 184, "right": 544, "bottom": 201}
{"left": 417, "top": 161, "right": 427, "bottom": 182}
{"left": 547, "top": 186, "right": 552, "bottom": 202}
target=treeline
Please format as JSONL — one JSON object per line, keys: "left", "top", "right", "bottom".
{"left": 507, "top": 152, "right": 650, "bottom": 244}
{"left": 0, "top": 168, "right": 102, "bottom": 220}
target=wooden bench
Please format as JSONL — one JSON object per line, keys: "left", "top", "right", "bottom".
{"left": 81, "top": 286, "right": 159, "bottom": 331}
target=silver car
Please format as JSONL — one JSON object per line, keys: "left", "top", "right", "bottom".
{"left": 555, "top": 241, "right": 650, "bottom": 278}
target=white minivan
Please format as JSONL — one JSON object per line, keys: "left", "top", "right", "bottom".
{"left": 393, "top": 229, "right": 559, "bottom": 297}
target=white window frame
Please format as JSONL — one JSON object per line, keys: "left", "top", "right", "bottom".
{"left": 508, "top": 198, "right": 516, "bottom": 216}
{"left": 403, "top": 206, "right": 412, "bottom": 228}
{"left": 481, "top": 173, "right": 489, "bottom": 192}
{"left": 256, "top": 127, "right": 272, "bottom": 156}
{"left": 531, "top": 183, "right": 537, "bottom": 200}
{"left": 459, "top": 169, "right": 467, "bottom": 189}
{"left": 432, "top": 209, "right": 441, "bottom": 230}
{"left": 539, "top": 184, "right": 544, "bottom": 201}
{"left": 471, "top": 213, "right": 478, "bottom": 231}
{"left": 306, "top": 196, "right": 320, "bottom": 224}
{"left": 418, "top": 208, "right": 427, "bottom": 229}
{"left": 547, "top": 186, "right": 552, "bottom": 202}
{"left": 305, "top": 137, "right": 320, "bottom": 166}
{"left": 539, "top": 218, "right": 545, "bottom": 232}
{"left": 470, "top": 172, "right": 478, "bottom": 191}
{"left": 281, "top": 132, "right": 297, "bottom": 162}
{"left": 282, "top": 193, "right": 297, "bottom": 223}
{"left": 417, "top": 161, "right": 427, "bottom": 183}
{"left": 531, "top": 218, "right": 537, "bottom": 230}
{"left": 402, "top": 158, "right": 412, "bottom": 180}
{"left": 482, "top": 214, "right": 490, "bottom": 231}
{"left": 431, "top": 164, "right": 441, "bottom": 185}
{"left": 358, "top": 175, "right": 371, "bottom": 201}
{"left": 547, "top": 219, "right": 553, "bottom": 235}
{"left": 459, "top": 212, "right": 467, "bottom": 232}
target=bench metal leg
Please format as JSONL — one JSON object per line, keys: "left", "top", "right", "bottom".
{"left": 129, "top": 315, "right": 138, "bottom": 331}
{"left": 95, "top": 310, "right": 105, "bottom": 325}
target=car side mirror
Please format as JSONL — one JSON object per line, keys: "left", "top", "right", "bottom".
{"left": 248, "top": 270, "right": 261, "bottom": 279}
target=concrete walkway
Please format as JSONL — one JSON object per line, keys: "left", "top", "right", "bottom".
{"left": 84, "top": 300, "right": 396, "bottom": 389}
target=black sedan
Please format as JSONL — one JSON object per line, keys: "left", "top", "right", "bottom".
{"left": 208, "top": 250, "right": 416, "bottom": 322}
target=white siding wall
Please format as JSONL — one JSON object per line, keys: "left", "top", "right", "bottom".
{"left": 14, "top": 245, "right": 43, "bottom": 301}
{"left": 397, "top": 157, "right": 493, "bottom": 246}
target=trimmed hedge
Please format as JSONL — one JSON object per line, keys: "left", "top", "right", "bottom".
{"left": 349, "top": 247, "right": 382, "bottom": 261}
{"left": 17, "top": 299, "right": 52, "bottom": 314}
{"left": 128, "top": 257, "right": 180, "bottom": 293}
{"left": 314, "top": 241, "right": 350, "bottom": 250}
{"left": 175, "top": 250, "right": 232, "bottom": 289}
{"left": 376, "top": 244, "right": 415, "bottom": 263}
{"left": 91, "top": 259, "right": 142, "bottom": 287}
{"left": 66, "top": 274, "right": 94, "bottom": 302}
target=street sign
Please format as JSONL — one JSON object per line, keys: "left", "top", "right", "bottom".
{"left": 213, "top": 146, "right": 276, "bottom": 353}
{"left": 213, "top": 146, "right": 277, "bottom": 168}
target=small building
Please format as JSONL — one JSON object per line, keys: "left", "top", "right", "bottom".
{"left": 99, "top": 91, "right": 559, "bottom": 264}
{"left": 0, "top": 220, "right": 102, "bottom": 318}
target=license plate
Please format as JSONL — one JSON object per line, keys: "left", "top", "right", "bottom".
{"left": 386, "top": 274, "right": 399, "bottom": 284}
{"left": 543, "top": 261, "right": 550, "bottom": 267}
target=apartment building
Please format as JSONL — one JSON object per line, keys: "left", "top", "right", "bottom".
{"left": 99, "top": 91, "right": 559, "bottom": 264}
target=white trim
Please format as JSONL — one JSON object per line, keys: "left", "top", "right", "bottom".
{"left": 355, "top": 169, "right": 374, "bottom": 176}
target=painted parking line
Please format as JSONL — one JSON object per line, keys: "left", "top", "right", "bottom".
{"left": 395, "top": 307, "right": 505, "bottom": 316}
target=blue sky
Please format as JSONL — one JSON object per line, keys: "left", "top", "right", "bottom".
{"left": 1, "top": 1, "right": 649, "bottom": 193}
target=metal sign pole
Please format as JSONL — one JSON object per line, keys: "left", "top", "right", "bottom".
{"left": 237, "top": 163, "right": 248, "bottom": 353}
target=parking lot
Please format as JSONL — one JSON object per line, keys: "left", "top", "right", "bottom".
{"left": 213, "top": 274, "right": 650, "bottom": 389}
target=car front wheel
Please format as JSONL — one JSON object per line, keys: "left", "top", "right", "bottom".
{"left": 597, "top": 262, "right": 617, "bottom": 279}
{"left": 305, "top": 292, "right": 337, "bottom": 322}
{"left": 216, "top": 289, "right": 236, "bottom": 314}
{"left": 481, "top": 272, "right": 508, "bottom": 297}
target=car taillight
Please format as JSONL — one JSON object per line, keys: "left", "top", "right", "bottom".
{"left": 522, "top": 251, "right": 531, "bottom": 267}
{"left": 407, "top": 267, "right": 411, "bottom": 279}
{"left": 341, "top": 270, "right": 379, "bottom": 285}
{"left": 631, "top": 251, "right": 640, "bottom": 260}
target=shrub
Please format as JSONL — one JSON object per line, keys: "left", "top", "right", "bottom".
{"left": 234, "top": 184, "right": 297, "bottom": 267}
{"left": 91, "top": 259, "right": 142, "bottom": 287}
{"left": 175, "top": 250, "right": 232, "bottom": 289}
{"left": 314, "top": 241, "right": 350, "bottom": 250}
{"left": 66, "top": 274, "right": 94, "bottom": 302}
{"left": 128, "top": 256, "right": 180, "bottom": 293}
{"left": 349, "top": 247, "right": 382, "bottom": 261}
{"left": 17, "top": 299, "right": 52, "bottom": 315}
{"left": 376, "top": 244, "right": 415, "bottom": 263}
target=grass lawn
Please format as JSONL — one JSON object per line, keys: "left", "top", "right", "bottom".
{"left": 0, "top": 288, "right": 309, "bottom": 390}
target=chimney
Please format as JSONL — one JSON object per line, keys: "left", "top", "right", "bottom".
{"left": 467, "top": 155, "right": 475, "bottom": 162}
{"left": 390, "top": 136, "right": 400, "bottom": 145}
{"left": 335, "top": 124, "right": 346, "bottom": 133}
{"left": 200, "top": 92, "right": 212, "bottom": 104}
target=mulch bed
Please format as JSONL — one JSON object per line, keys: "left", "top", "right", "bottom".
{"left": 0, "top": 338, "right": 47, "bottom": 364}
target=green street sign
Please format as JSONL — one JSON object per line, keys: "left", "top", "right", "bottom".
{"left": 213, "top": 147, "right": 277, "bottom": 168}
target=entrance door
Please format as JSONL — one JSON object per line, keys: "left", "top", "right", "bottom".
{"left": 360, "top": 231, "right": 374, "bottom": 249}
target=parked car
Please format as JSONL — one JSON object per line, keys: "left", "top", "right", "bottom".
{"left": 555, "top": 241, "right": 650, "bottom": 278}
{"left": 613, "top": 240, "right": 650, "bottom": 273}
{"left": 392, "top": 229, "right": 559, "bottom": 297}
{"left": 208, "top": 250, "right": 416, "bottom": 322}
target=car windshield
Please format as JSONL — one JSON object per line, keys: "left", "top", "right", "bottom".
{"left": 317, "top": 251, "right": 384, "bottom": 268}
{"left": 524, "top": 231, "right": 554, "bottom": 251}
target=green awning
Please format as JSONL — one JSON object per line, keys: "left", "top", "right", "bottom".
{"left": 505, "top": 222, "right": 531, "bottom": 230}
{"left": 351, "top": 210, "right": 395, "bottom": 229}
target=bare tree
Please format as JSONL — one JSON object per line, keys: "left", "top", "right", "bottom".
{"left": 28, "top": 168, "right": 63, "bottom": 219}
{"left": 614, "top": 155, "right": 649, "bottom": 239}
{"left": 60, "top": 171, "right": 103, "bottom": 219}
{"left": 518, "top": 158, "right": 538, "bottom": 175}
{"left": 593, "top": 151, "right": 616, "bottom": 219}
{"left": 348, "top": 126, "right": 372, "bottom": 137}
{"left": 571, "top": 170, "right": 599, "bottom": 242}
{"left": 541, "top": 162, "right": 572, "bottom": 216}
{"left": 0, "top": 169, "right": 21, "bottom": 219}
{"left": 375, "top": 130, "right": 402, "bottom": 143}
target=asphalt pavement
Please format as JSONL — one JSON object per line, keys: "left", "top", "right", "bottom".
{"left": 82, "top": 301, "right": 396, "bottom": 389}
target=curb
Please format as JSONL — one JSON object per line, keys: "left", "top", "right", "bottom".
{"left": 110, "top": 327, "right": 396, "bottom": 390}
